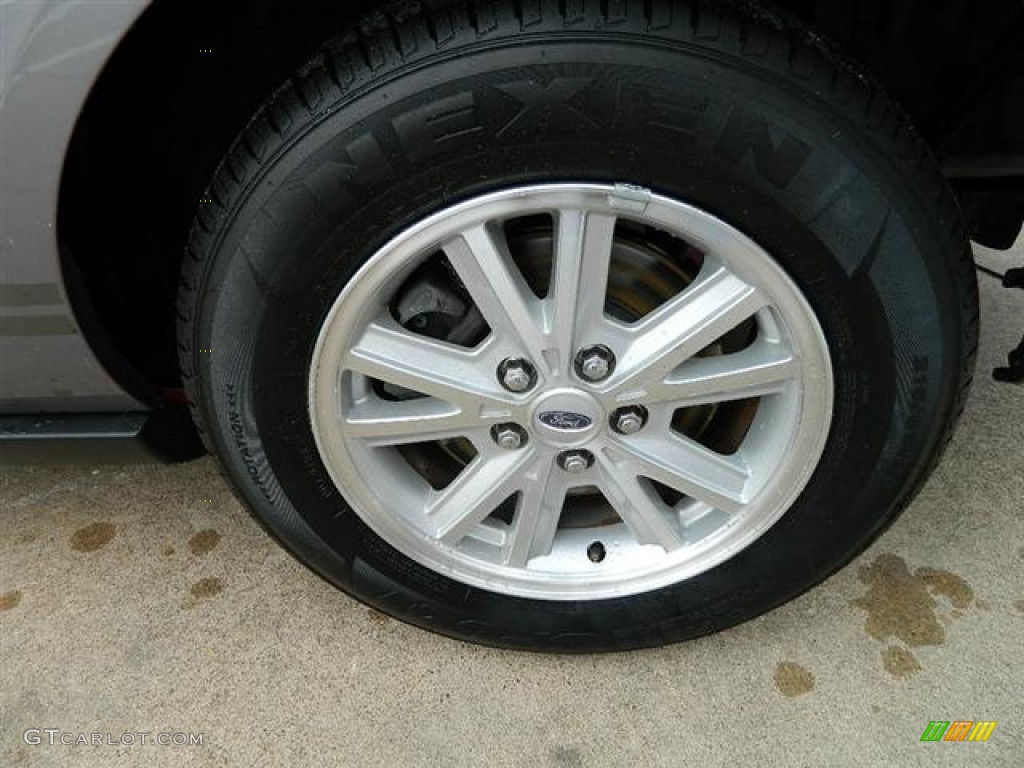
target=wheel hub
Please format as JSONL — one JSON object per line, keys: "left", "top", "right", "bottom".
{"left": 531, "top": 388, "right": 603, "bottom": 448}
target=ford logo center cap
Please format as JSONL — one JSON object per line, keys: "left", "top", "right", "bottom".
{"left": 538, "top": 411, "right": 593, "bottom": 431}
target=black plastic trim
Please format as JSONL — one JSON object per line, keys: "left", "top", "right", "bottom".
{"left": 0, "top": 407, "right": 205, "bottom": 465}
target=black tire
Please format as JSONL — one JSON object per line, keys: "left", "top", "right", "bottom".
{"left": 178, "top": 0, "right": 977, "bottom": 652}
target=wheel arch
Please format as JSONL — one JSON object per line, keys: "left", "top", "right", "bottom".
{"left": 56, "top": 0, "right": 382, "bottom": 404}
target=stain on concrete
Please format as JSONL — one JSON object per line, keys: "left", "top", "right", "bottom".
{"left": 881, "top": 645, "right": 921, "bottom": 679}
{"left": 1, "top": 590, "right": 23, "bottom": 611}
{"left": 549, "top": 745, "right": 585, "bottom": 768}
{"left": 851, "top": 554, "right": 977, "bottom": 648}
{"left": 1013, "top": 599, "right": 1024, "bottom": 615}
{"left": 188, "top": 529, "right": 221, "bottom": 556}
{"left": 917, "top": 566, "right": 974, "bottom": 610}
{"left": 163, "top": 545, "right": 176, "bottom": 557}
{"left": 851, "top": 554, "right": 986, "bottom": 678}
{"left": 774, "top": 662, "right": 815, "bottom": 697}
{"left": 70, "top": 522, "right": 116, "bottom": 552}
{"left": 975, "top": 598, "right": 991, "bottom": 611}
{"left": 190, "top": 577, "right": 224, "bottom": 600}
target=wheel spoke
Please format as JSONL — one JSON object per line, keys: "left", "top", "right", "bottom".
{"left": 344, "top": 397, "right": 492, "bottom": 446}
{"left": 443, "top": 225, "right": 549, "bottom": 364}
{"left": 503, "top": 458, "right": 566, "bottom": 566}
{"left": 609, "top": 434, "right": 750, "bottom": 515}
{"left": 345, "top": 318, "right": 514, "bottom": 411}
{"left": 596, "top": 451, "right": 685, "bottom": 551}
{"left": 426, "top": 450, "right": 534, "bottom": 542}
{"left": 648, "top": 339, "right": 798, "bottom": 407}
{"left": 614, "top": 267, "right": 767, "bottom": 393}
{"left": 549, "top": 209, "right": 617, "bottom": 367}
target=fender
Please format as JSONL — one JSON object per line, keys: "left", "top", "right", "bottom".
{"left": 0, "top": 0, "right": 150, "bottom": 413}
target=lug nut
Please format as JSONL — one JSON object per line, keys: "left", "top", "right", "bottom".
{"left": 575, "top": 345, "right": 616, "bottom": 383}
{"left": 498, "top": 358, "right": 537, "bottom": 393}
{"left": 611, "top": 405, "right": 648, "bottom": 436}
{"left": 557, "top": 450, "right": 594, "bottom": 475}
{"left": 492, "top": 424, "right": 527, "bottom": 450}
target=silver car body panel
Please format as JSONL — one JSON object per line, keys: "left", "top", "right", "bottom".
{"left": 0, "top": 0, "right": 149, "bottom": 413}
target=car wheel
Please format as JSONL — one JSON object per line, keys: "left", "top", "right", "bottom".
{"left": 179, "top": 0, "right": 977, "bottom": 651}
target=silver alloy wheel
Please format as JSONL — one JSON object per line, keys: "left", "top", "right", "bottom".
{"left": 309, "top": 184, "right": 833, "bottom": 600}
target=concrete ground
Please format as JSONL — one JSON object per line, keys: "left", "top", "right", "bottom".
{"left": 2, "top": 241, "right": 1022, "bottom": 768}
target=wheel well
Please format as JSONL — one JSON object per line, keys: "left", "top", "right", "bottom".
{"left": 775, "top": 0, "right": 1023, "bottom": 141}
{"left": 59, "top": 0, "right": 1023, "bottom": 402}
{"left": 59, "top": 0, "right": 379, "bottom": 400}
